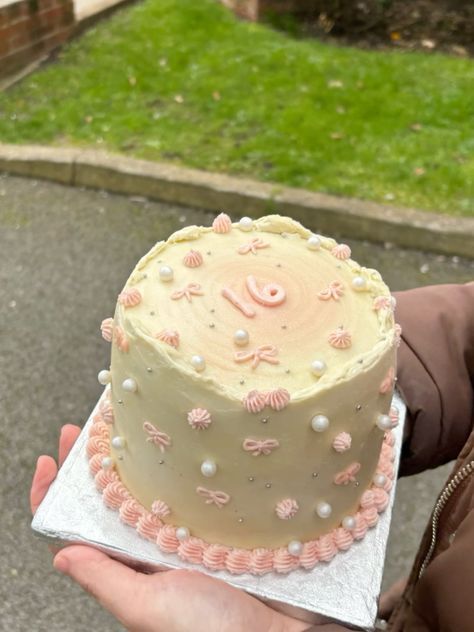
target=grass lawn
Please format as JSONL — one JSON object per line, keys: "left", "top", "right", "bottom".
{"left": 0, "top": 0, "right": 472, "bottom": 216}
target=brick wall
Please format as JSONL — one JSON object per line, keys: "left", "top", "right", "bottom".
{"left": 0, "top": 0, "right": 75, "bottom": 79}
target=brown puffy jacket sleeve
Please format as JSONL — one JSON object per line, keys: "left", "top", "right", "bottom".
{"left": 394, "top": 282, "right": 474, "bottom": 477}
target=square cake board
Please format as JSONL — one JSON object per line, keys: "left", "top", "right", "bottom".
{"left": 32, "top": 389, "right": 405, "bottom": 630}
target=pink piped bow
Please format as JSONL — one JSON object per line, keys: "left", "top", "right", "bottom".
{"left": 238, "top": 237, "right": 269, "bottom": 255}
{"left": 171, "top": 282, "right": 203, "bottom": 303}
{"left": 243, "top": 437, "right": 280, "bottom": 456}
{"left": 234, "top": 344, "right": 279, "bottom": 369}
{"left": 333, "top": 462, "right": 361, "bottom": 485}
{"left": 318, "top": 281, "right": 344, "bottom": 301}
{"left": 196, "top": 486, "right": 230, "bottom": 508}
{"left": 143, "top": 422, "right": 171, "bottom": 453}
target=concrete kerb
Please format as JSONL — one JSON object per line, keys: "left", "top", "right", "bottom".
{"left": 0, "top": 143, "right": 471, "bottom": 258}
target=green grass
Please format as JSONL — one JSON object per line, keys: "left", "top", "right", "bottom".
{"left": 0, "top": 0, "right": 473, "bottom": 215}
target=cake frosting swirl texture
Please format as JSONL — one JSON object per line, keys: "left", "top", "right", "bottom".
{"left": 92, "top": 214, "right": 399, "bottom": 573}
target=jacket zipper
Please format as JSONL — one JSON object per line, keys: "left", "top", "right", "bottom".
{"left": 418, "top": 460, "right": 474, "bottom": 579}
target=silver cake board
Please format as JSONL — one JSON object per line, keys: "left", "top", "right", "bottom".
{"left": 32, "top": 390, "right": 405, "bottom": 630}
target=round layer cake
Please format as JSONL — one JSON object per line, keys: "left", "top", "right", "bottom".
{"left": 91, "top": 213, "right": 400, "bottom": 574}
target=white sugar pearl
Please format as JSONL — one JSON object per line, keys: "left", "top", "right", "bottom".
{"left": 287, "top": 540, "right": 303, "bottom": 556}
{"left": 376, "top": 414, "right": 392, "bottom": 431}
{"left": 316, "top": 501, "right": 332, "bottom": 519}
{"left": 159, "top": 265, "right": 174, "bottom": 282}
{"left": 352, "top": 276, "right": 367, "bottom": 291}
{"left": 342, "top": 516, "right": 356, "bottom": 530}
{"left": 191, "top": 355, "right": 206, "bottom": 372}
{"left": 307, "top": 235, "right": 321, "bottom": 251}
{"left": 98, "top": 369, "right": 111, "bottom": 385}
{"left": 311, "top": 359, "right": 326, "bottom": 377}
{"left": 233, "top": 329, "right": 249, "bottom": 346}
{"left": 311, "top": 414, "right": 329, "bottom": 432}
{"left": 111, "top": 436, "right": 126, "bottom": 449}
{"left": 201, "top": 459, "right": 217, "bottom": 477}
{"left": 101, "top": 456, "right": 113, "bottom": 470}
{"left": 239, "top": 217, "right": 253, "bottom": 231}
{"left": 176, "top": 527, "right": 190, "bottom": 541}
{"left": 122, "top": 378, "right": 137, "bottom": 393}
{"left": 374, "top": 473, "right": 387, "bottom": 488}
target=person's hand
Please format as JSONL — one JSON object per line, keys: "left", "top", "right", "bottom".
{"left": 378, "top": 576, "right": 408, "bottom": 620}
{"left": 31, "top": 425, "right": 350, "bottom": 632}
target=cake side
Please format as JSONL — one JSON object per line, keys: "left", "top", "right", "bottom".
{"left": 96, "top": 214, "right": 400, "bottom": 563}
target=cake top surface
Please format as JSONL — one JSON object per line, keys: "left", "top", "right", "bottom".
{"left": 115, "top": 214, "right": 395, "bottom": 400}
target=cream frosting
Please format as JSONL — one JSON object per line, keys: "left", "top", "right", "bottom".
{"left": 94, "top": 214, "right": 398, "bottom": 570}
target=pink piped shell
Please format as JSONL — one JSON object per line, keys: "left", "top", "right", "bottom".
{"left": 379, "top": 366, "right": 395, "bottom": 394}
{"left": 137, "top": 513, "right": 163, "bottom": 541}
{"left": 225, "top": 549, "right": 251, "bottom": 575}
{"left": 89, "top": 453, "right": 105, "bottom": 476}
{"left": 394, "top": 323, "right": 402, "bottom": 347}
{"left": 373, "top": 296, "right": 392, "bottom": 311}
{"left": 87, "top": 436, "right": 109, "bottom": 459}
{"left": 100, "top": 317, "right": 114, "bottom": 342}
{"left": 212, "top": 212, "right": 232, "bottom": 233}
{"left": 99, "top": 400, "right": 114, "bottom": 424}
{"left": 328, "top": 327, "right": 352, "bottom": 349}
{"left": 332, "top": 432, "right": 352, "bottom": 453}
{"left": 372, "top": 488, "right": 389, "bottom": 512}
{"left": 94, "top": 469, "right": 119, "bottom": 492}
{"left": 119, "top": 499, "right": 145, "bottom": 527}
{"left": 360, "top": 490, "right": 375, "bottom": 509}
{"left": 202, "top": 544, "right": 231, "bottom": 571}
{"left": 151, "top": 499, "right": 171, "bottom": 518}
{"left": 353, "top": 513, "right": 369, "bottom": 540}
{"left": 249, "top": 548, "right": 274, "bottom": 575}
{"left": 89, "top": 421, "right": 109, "bottom": 440}
{"left": 317, "top": 534, "right": 338, "bottom": 562}
{"left": 389, "top": 406, "right": 400, "bottom": 428}
{"left": 242, "top": 390, "right": 267, "bottom": 414}
{"left": 331, "top": 244, "right": 351, "bottom": 260}
{"left": 155, "top": 328, "right": 180, "bottom": 349}
{"left": 183, "top": 249, "right": 203, "bottom": 268}
{"left": 362, "top": 507, "right": 379, "bottom": 528}
{"left": 187, "top": 408, "right": 212, "bottom": 430}
{"left": 178, "top": 537, "right": 205, "bottom": 564}
{"left": 333, "top": 528, "right": 354, "bottom": 551}
{"left": 275, "top": 498, "right": 299, "bottom": 520}
{"left": 300, "top": 541, "right": 319, "bottom": 570}
{"left": 273, "top": 548, "right": 299, "bottom": 574}
{"left": 157, "top": 525, "right": 180, "bottom": 553}
{"left": 265, "top": 388, "right": 290, "bottom": 411}
{"left": 103, "top": 481, "right": 132, "bottom": 509}
{"left": 114, "top": 326, "right": 129, "bottom": 353}
{"left": 118, "top": 287, "right": 142, "bottom": 308}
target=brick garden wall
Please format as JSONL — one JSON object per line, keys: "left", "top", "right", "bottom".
{"left": 0, "top": 0, "right": 75, "bottom": 79}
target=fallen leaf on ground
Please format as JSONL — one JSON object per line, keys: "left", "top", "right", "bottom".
{"left": 328, "top": 79, "right": 343, "bottom": 89}
{"left": 174, "top": 95, "right": 184, "bottom": 104}
{"left": 390, "top": 32, "right": 401, "bottom": 41}
{"left": 330, "top": 132, "right": 344, "bottom": 140}
{"left": 414, "top": 167, "right": 426, "bottom": 176}
{"left": 410, "top": 123, "right": 422, "bottom": 132}
{"left": 212, "top": 91, "right": 221, "bottom": 101}
{"left": 128, "top": 76, "right": 137, "bottom": 86}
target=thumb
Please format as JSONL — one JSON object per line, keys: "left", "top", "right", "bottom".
{"left": 54, "top": 545, "right": 148, "bottom": 627}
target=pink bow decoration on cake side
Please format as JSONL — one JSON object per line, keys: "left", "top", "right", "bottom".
{"left": 143, "top": 422, "right": 171, "bottom": 453}
{"left": 333, "top": 462, "right": 361, "bottom": 485}
{"left": 242, "top": 437, "right": 280, "bottom": 456}
{"left": 238, "top": 237, "right": 270, "bottom": 255}
{"left": 196, "top": 486, "right": 230, "bottom": 508}
{"left": 234, "top": 344, "right": 279, "bottom": 369}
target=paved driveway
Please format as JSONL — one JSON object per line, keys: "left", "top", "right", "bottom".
{"left": 1, "top": 174, "right": 472, "bottom": 631}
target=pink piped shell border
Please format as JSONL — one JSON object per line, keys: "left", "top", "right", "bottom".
{"left": 89, "top": 395, "right": 395, "bottom": 575}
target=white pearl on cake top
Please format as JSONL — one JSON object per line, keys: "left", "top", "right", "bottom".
{"left": 201, "top": 459, "right": 217, "bottom": 477}
{"left": 176, "top": 527, "right": 190, "bottom": 541}
{"left": 342, "top": 516, "right": 356, "bottom": 530}
{"left": 233, "top": 329, "right": 249, "bottom": 346}
{"left": 98, "top": 369, "right": 111, "bottom": 385}
{"left": 311, "top": 414, "right": 329, "bottom": 432}
{"left": 239, "top": 217, "right": 253, "bottom": 231}
{"left": 287, "top": 540, "right": 303, "bottom": 556}
{"left": 316, "top": 501, "right": 332, "bottom": 519}
{"left": 101, "top": 456, "right": 113, "bottom": 469}
{"left": 311, "top": 359, "right": 326, "bottom": 377}
{"left": 352, "top": 276, "right": 367, "bottom": 291}
{"left": 111, "top": 436, "right": 126, "bottom": 449}
{"left": 191, "top": 355, "right": 206, "bottom": 372}
{"left": 122, "top": 378, "right": 137, "bottom": 392}
{"left": 159, "top": 265, "right": 174, "bottom": 282}
{"left": 376, "top": 414, "right": 392, "bottom": 431}
{"left": 373, "top": 473, "right": 387, "bottom": 487}
{"left": 391, "top": 295, "right": 397, "bottom": 309}
{"left": 307, "top": 235, "right": 321, "bottom": 250}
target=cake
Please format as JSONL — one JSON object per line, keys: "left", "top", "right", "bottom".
{"left": 89, "top": 213, "right": 400, "bottom": 575}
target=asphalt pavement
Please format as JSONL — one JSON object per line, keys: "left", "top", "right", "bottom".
{"left": 1, "top": 174, "right": 472, "bottom": 631}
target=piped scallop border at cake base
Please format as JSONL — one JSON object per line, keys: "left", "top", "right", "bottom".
{"left": 88, "top": 392, "right": 395, "bottom": 576}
